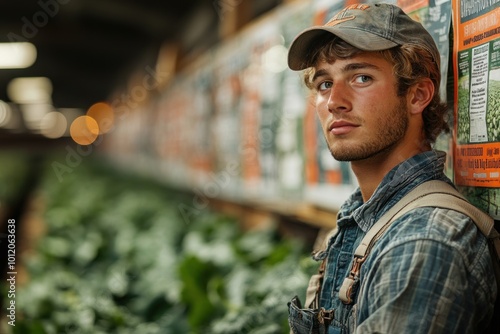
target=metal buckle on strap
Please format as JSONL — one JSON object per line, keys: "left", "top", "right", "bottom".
{"left": 339, "top": 255, "right": 365, "bottom": 304}
{"left": 318, "top": 307, "right": 334, "bottom": 325}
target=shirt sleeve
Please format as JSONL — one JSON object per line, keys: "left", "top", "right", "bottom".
{"left": 355, "top": 238, "right": 490, "bottom": 334}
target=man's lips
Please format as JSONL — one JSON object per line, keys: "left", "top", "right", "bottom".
{"left": 328, "top": 120, "right": 359, "bottom": 135}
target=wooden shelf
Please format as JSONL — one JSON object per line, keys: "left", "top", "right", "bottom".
{"left": 208, "top": 195, "right": 337, "bottom": 229}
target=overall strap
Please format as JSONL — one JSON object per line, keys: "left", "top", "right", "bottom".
{"left": 339, "top": 180, "right": 498, "bottom": 304}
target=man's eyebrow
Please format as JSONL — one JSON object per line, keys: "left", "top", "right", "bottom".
{"left": 312, "top": 62, "right": 382, "bottom": 82}
{"left": 311, "top": 68, "right": 329, "bottom": 83}
{"left": 342, "top": 62, "right": 381, "bottom": 72}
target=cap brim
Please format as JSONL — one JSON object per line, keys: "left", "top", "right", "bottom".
{"left": 287, "top": 26, "right": 398, "bottom": 71}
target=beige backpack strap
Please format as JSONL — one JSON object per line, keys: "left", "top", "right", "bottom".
{"left": 395, "top": 181, "right": 500, "bottom": 258}
{"left": 339, "top": 180, "right": 497, "bottom": 304}
{"left": 306, "top": 227, "right": 338, "bottom": 309}
{"left": 394, "top": 180, "right": 497, "bottom": 237}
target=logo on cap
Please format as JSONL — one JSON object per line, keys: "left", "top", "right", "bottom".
{"left": 325, "top": 4, "right": 370, "bottom": 27}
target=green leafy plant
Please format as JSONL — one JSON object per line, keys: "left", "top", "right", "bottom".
{"left": 5, "top": 156, "right": 315, "bottom": 334}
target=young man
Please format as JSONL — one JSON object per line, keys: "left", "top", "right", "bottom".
{"left": 287, "top": 3, "right": 496, "bottom": 333}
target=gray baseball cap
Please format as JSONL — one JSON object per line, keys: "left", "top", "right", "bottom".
{"left": 287, "top": 3, "right": 440, "bottom": 70}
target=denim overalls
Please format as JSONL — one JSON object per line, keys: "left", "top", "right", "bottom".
{"left": 287, "top": 223, "right": 361, "bottom": 334}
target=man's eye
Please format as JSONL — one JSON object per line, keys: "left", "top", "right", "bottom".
{"left": 354, "top": 75, "right": 371, "bottom": 83}
{"left": 318, "top": 81, "right": 332, "bottom": 91}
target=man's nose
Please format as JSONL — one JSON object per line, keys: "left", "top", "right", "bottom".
{"left": 327, "top": 83, "right": 351, "bottom": 113}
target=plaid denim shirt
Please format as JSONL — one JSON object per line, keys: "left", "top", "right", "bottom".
{"left": 311, "top": 150, "right": 496, "bottom": 333}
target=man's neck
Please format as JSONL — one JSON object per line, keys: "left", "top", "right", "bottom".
{"left": 352, "top": 146, "right": 431, "bottom": 202}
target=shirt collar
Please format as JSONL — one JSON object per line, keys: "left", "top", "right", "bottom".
{"left": 337, "top": 150, "right": 448, "bottom": 232}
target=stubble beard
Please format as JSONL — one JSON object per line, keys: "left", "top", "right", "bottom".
{"left": 327, "top": 99, "right": 409, "bottom": 162}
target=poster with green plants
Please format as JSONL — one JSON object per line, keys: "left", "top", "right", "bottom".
{"left": 452, "top": 0, "right": 500, "bottom": 219}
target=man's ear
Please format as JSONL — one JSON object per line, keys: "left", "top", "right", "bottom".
{"left": 408, "top": 78, "right": 434, "bottom": 115}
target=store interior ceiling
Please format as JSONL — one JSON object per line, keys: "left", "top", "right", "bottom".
{"left": 0, "top": 0, "right": 281, "bottom": 145}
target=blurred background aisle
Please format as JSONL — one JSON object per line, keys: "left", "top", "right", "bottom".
{"left": 0, "top": 1, "right": 325, "bottom": 333}
{"left": 0, "top": 0, "right": 280, "bottom": 146}
{"left": 0, "top": 0, "right": 499, "bottom": 333}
